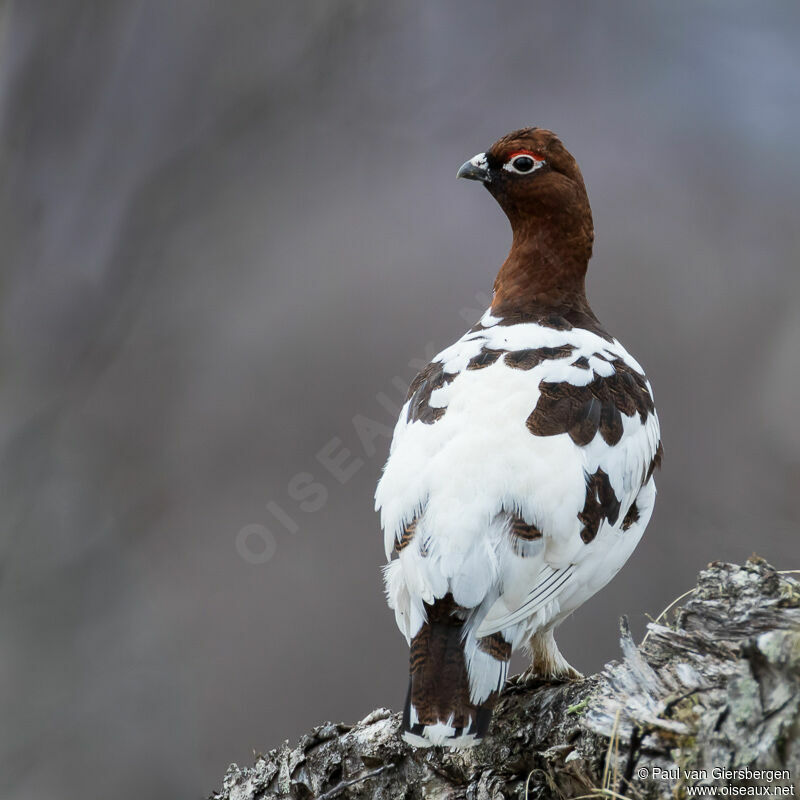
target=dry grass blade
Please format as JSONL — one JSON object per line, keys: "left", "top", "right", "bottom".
{"left": 571, "top": 790, "right": 636, "bottom": 800}
{"left": 601, "top": 709, "right": 621, "bottom": 792}
{"left": 641, "top": 587, "right": 697, "bottom": 645}
{"left": 524, "top": 770, "right": 535, "bottom": 800}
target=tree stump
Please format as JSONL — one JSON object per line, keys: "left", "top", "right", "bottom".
{"left": 210, "top": 558, "right": 800, "bottom": 799}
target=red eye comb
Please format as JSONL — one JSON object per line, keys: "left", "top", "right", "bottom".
{"left": 507, "top": 149, "right": 544, "bottom": 161}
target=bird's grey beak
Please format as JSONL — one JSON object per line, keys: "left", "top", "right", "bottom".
{"left": 457, "top": 152, "right": 491, "bottom": 183}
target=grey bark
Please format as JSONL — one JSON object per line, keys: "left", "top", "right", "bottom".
{"left": 210, "top": 558, "right": 800, "bottom": 799}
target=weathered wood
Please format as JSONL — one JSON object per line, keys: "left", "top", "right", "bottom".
{"left": 210, "top": 558, "right": 800, "bottom": 799}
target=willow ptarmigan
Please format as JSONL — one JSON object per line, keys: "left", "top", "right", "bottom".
{"left": 375, "top": 127, "right": 662, "bottom": 749}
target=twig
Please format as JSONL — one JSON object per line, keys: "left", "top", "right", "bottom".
{"left": 315, "top": 764, "right": 396, "bottom": 800}
{"left": 621, "top": 725, "right": 648, "bottom": 800}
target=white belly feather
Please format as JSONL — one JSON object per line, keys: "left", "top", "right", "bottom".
{"left": 376, "top": 307, "right": 660, "bottom": 688}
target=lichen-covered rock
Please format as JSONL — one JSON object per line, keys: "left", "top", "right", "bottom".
{"left": 210, "top": 559, "right": 800, "bottom": 799}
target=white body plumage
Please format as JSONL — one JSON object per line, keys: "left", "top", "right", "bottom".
{"left": 376, "top": 308, "right": 660, "bottom": 747}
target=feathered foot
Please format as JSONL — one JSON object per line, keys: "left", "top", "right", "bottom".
{"left": 502, "top": 628, "right": 583, "bottom": 696}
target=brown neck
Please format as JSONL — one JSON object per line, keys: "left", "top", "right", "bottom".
{"left": 490, "top": 215, "right": 593, "bottom": 319}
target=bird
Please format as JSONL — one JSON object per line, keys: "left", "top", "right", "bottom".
{"left": 375, "top": 127, "right": 662, "bottom": 749}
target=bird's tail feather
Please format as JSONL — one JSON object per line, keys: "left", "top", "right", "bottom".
{"left": 402, "top": 594, "right": 507, "bottom": 748}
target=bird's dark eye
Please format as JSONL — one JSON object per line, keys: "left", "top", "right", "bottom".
{"left": 512, "top": 156, "right": 534, "bottom": 172}
{"left": 502, "top": 152, "right": 544, "bottom": 175}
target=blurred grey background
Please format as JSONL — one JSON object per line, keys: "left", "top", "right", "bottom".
{"left": 0, "top": 1, "right": 798, "bottom": 798}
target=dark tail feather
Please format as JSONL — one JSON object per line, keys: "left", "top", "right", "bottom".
{"left": 402, "top": 595, "right": 498, "bottom": 748}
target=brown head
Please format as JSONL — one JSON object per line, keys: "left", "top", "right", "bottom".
{"left": 458, "top": 128, "right": 596, "bottom": 318}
